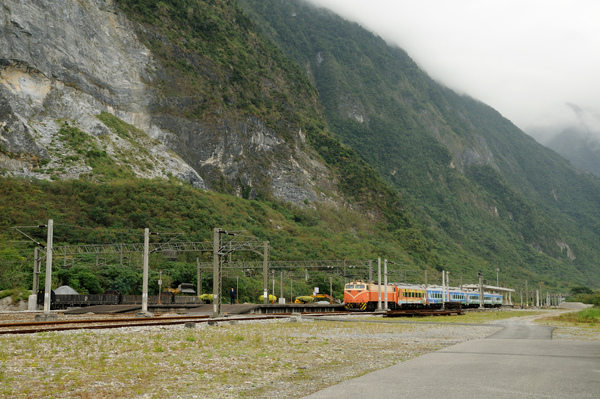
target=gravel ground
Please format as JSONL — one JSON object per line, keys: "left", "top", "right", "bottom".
{"left": 0, "top": 310, "right": 595, "bottom": 398}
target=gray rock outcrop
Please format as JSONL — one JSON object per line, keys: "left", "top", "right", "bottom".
{"left": 0, "top": 0, "right": 339, "bottom": 205}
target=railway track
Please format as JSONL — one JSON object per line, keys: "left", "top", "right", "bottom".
{"left": 0, "top": 314, "right": 289, "bottom": 335}
{"left": 0, "top": 311, "right": 359, "bottom": 335}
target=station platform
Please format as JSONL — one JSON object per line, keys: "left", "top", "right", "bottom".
{"left": 61, "top": 302, "right": 345, "bottom": 315}
{"left": 184, "top": 302, "right": 345, "bottom": 315}
{"left": 63, "top": 305, "right": 144, "bottom": 314}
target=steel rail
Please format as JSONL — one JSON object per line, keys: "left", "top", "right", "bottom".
{"left": 0, "top": 314, "right": 211, "bottom": 328}
{"left": 0, "top": 315, "right": 289, "bottom": 335}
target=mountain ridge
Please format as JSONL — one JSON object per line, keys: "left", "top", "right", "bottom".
{"left": 1, "top": 0, "right": 599, "bottom": 292}
{"left": 238, "top": 0, "right": 600, "bottom": 287}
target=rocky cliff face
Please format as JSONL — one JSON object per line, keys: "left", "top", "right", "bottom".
{"left": 0, "top": 0, "right": 339, "bottom": 205}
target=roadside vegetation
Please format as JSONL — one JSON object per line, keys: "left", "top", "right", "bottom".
{"left": 566, "top": 286, "right": 600, "bottom": 306}
{"left": 555, "top": 308, "right": 600, "bottom": 324}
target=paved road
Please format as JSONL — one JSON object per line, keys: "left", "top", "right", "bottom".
{"left": 302, "top": 323, "right": 600, "bottom": 399}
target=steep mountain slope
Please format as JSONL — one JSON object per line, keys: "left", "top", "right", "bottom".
{"left": 239, "top": 0, "right": 600, "bottom": 288}
{"left": 532, "top": 104, "right": 600, "bottom": 178}
{"left": 2, "top": 0, "right": 599, "bottom": 292}
{"left": 545, "top": 128, "right": 600, "bottom": 176}
{"left": 0, "top": 0, "right": 342, "bottom": 205}
{"left": 1, "top": 1, "right": 425, "bottom": 275}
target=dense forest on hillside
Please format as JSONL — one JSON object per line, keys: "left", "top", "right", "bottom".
{"left": 0, "top": 177, "right": 424, "bottom": 300}
{"left": 238, "top": 0, "right": 600, "bottom": 289}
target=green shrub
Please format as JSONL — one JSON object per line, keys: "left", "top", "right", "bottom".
{"left": 575, "top": 308, "right": 600, "bottom": 324}
{"left": 0, "top": 288, "right": 31, "bottom": 303}
{"left": 199, "top": 294, "right": 213, "bottom": 303}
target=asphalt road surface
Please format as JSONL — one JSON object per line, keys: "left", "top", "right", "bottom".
{"left": 302, "top": 319, "right": 600, "bottom": 398}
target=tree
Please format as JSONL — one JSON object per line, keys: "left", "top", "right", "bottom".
{"left": 571, "top": 286, "right": 593, "bottom": 296}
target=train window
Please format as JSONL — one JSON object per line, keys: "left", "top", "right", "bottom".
{"left": 356, "top": 285, "right": 365, "bottom": 289}
{"left": 345, "top": 285, "right": 355, "bottom": 289}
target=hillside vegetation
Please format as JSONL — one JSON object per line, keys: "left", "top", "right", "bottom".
{"left": 0, "top": 177, "right": 419, "bottom": 299}
{"left": 239, "top": 0, "right": 600, "bottom": 289}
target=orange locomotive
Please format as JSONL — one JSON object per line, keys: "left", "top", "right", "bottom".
{"left": 344, "top": 281, "right": 428, "bottom": 310}
{"left": 343, "top": 280, "right": 399, "bottom": 311}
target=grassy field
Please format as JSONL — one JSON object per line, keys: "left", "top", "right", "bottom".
{"left": 534, "top": 307, "right": 600, "bottom": 341}
{"left": 358, "top": 309, "right": 543, "bottom": 324}
{"left": 0, "top": 309, "right": 596, "bottom": 398}
{"left": 412, "top": 309, "right": 543, "bottom": 324}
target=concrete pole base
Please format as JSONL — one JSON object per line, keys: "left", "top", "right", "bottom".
{"left": 135, "top": 311, "right": 154, "bottom": 318}
{"left": 35, "top": 313, "right": 58, "bottom": 322}
{"left": 28, "top": 295, "right": 39, "bottom": 311}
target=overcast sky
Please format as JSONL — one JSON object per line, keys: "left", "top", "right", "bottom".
{"left": 306, "top": 0, "right": 600, "bottom": 142}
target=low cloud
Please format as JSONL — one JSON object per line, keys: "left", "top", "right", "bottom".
{"left": 305, "top": 0, "right": 600, "bottom": 142}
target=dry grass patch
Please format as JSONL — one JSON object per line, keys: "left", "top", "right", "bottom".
{"left": 534, "top": 309, "right": 600, "bottom": 341}
{"left": 0, "top": 318, "right": 497, "bottom": 398}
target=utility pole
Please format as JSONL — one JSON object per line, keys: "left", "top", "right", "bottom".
{"left": 271, "top": 269, "right": 275, "bottom": 302}
{"left": 384, "top": 259, "right": 388, "bottom": 311}
{"left": 377, "top": 257, "right": 382, "bottom": 311}
{"left": 158, "top": 270, "right": 162, "bottom": 304}
{"left": 43, "top": 219, "right": 54, "bottom": 315}
{"left": 478, "top": 271, "right": 484, "bottom": 309}
{"left": 520, "top": 288, "right": 523, "bottom": 308}
{"left": 36, "top": 220, "right": 57, "bottom": 321}
{"left": 213, "top": 228, "right": 222, "bottom": 317}
{"left": 424, "top": 270, "right": 428, "bottom": 306}
{"left": 136, "top": 227, "right": 153, "bottom": 317}
{"left": 447, "top": 271, "right": 451, "bottom": 306}
{"left": 32, "top": 246, "right": 41, "bottom": 294}
{"left": 263, "top": 242, "right": 269, "bottom": 305}
{"left": 197, "top": 257, "right": 201, "bottom": 296}
{"left": 496, "top": 268, "right": 500, "bottom": 286}
{"left": 442, "top": 271, "right": 446, "bottom": 310}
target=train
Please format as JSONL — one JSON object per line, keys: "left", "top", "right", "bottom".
{"left": 37, "top": 290, "right": 203, "bottom": 310}
{"left": 344, "top": 281, "right": 503, "bottom": 311}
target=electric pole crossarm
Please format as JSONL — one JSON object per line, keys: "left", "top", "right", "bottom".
{"left": 152, "top": 241, "right": 214, "bottom": 252}
{"left": 51, "top": 241, "right": 215, "bottom": 256}
{"left": 52, "top": 243, "right": 146, "bottom": 256}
